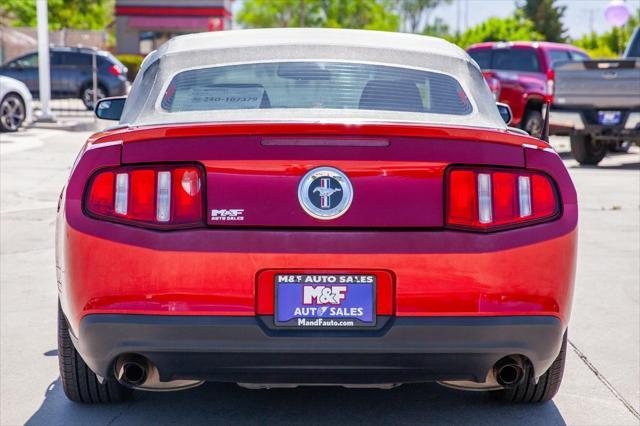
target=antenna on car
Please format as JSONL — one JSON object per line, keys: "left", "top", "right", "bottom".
{"left": 541, "top": 101, "right": 551, "bottom": 143}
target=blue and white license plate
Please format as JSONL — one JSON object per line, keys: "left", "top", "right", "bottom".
{"left": 598, "top": 111, "right": 621, "bottom": 126}
{"left": 275, "top": 274, "right": 376, "bottom": 328}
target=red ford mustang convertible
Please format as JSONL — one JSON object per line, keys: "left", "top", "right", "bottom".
{"left": 56, "top": 29, "right": 577, "bottom": 404}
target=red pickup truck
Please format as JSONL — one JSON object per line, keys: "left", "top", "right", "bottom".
{"left": 467, "top": 42, "right": 589, "bottom": 137}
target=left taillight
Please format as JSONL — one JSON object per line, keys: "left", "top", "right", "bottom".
{"left": 85, "top": 164, "right": 204, "bottom": 228}
{"left": 446, "top": 167, "right": 559, "bottom": 231}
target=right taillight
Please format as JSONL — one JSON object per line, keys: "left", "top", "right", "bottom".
{"left": 545, "top": 69, "right": 555, "bottom": 103}
{"left": 108, "top": 64, "right": 123, "bottom": 77}
{"left": 85, "top": 164, "right": 204, "bottom": 229}
{"left": 446, "top": 167, "right": 559, "bottom": 231}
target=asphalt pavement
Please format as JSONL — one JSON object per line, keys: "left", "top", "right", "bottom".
{"left": 1, "top": 124, "right": 638, "bottom": 426}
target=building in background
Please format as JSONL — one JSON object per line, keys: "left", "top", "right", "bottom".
{"left": 115, "top": 0, "right": 233, "bottom": 55}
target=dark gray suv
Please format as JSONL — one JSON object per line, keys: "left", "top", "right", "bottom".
{"left": 0, "top": 47, "right": 129, "bottom": 110}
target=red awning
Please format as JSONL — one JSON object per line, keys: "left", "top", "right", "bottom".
{"left": 116, "top": 6, "right": 231, "bottom": 18}
{"left": 129, "top": 16, "right": 224, "bottom": 30}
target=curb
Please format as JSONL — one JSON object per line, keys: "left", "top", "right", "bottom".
{"left": 29, "top": 120, "right": 104, "bottom": 133}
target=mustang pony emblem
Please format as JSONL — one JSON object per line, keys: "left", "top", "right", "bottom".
{"left": 313, "top": 179, "right": 342, "bottom": 208}
{"left": 298, "top": 167, "right": 353, "bottom": 220}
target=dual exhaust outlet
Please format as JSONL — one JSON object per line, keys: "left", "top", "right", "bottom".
{"left": 116, "top": 355, "right": 149, "bottom": 387}
{"left": 116, "top": 354, "right": 525, "bottom": 391}
{"left": 493, "top": 356, "right": 526, "bottom": 388}
{"left": 115, "top": 355, "right": 203, "bottom": 391}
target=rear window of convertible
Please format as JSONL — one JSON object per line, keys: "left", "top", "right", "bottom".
{"left": 160, "top": 61, "right": 473, "bottom": 115}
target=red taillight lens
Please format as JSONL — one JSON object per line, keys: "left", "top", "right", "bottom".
{"left": 448, "top": 170, "right": 476, "bottom": 224}
{"left": 86, "top": 164, "right": 204, "bottom": 228}
{"left": 129, "top": 169, "right": 156, "bottom": 221}
{"left": 87, "top": 171, "right": 114, "bottom": 215}
{"left": 492, "top": 171, "right": 518, "bottom": 224}
{"left": 108, "top": 64, "right": 122, "bottom": 77}
{"left": 446, "top": 167, "right": 559, "bottom": 231}
{"left": 531, "top": 174, "right": 556, "bottom": 217}
{"left": 173, "top": 167, "right": 203, "bottom": 223}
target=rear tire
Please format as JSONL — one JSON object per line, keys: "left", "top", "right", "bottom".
{"left": 492, "top": 332, "right": 567, "bottom": 403}
{"left": 80, "top": 84, "right": 106, "bottom": 110}
{"left": 570, "top": 133, "right": 607, "bottom": 165}
{"left": 521, "top": 109, "right": 543, "bottom": 139}
{"left": 58, "top": 302, "right": 132, "bottom": 403}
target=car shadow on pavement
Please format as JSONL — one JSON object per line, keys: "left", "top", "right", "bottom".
{"left": 25, "top": 378, "right": 566, "bottom": 426}
{"left": 568, "top": 162, "right": 640, "bottom": 170}
{"left": 592, "top": 161, "right": 640, "bottom": 170}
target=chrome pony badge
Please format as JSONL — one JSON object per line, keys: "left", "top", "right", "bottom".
{"left": 298, "top": 167, "right": 353, "bottom": 220}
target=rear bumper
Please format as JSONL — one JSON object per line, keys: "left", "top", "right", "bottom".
{"left": 74, "top": 314, "right": 565, "bottom": 384}
{"left": 60, "top": 221, "right": 578, "bottom": 329}
{"left": 550, "top": 108, "right": 640, "bottom": 141}
{"left": 549, "top": 111, "right": 586, "bottom": 131}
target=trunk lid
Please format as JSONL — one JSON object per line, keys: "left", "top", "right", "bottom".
{"left": 121, "top": 130, "right": 525, "bottom": 228}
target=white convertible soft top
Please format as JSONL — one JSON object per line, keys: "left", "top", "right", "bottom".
{"left": 121, "top": 28, "right": 505, "bottom": 129}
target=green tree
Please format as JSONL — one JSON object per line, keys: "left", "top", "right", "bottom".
{"left": 0, "top": 0, "right": 114, "bottom": 30}
{"left": 237, "top": 0, "right": 399, "bottom": 31}
{"left": 236, "top": 0, "right": 318, "bottom": 27}
{"left": 422, "top": 16, "right": 449, "bottom": 38}
{"left": 517, "top": 0, "right": 566, "bottom": 42}
{"left": 452, "top": 15, "right": 544, "bottom": 48}
{"left": 322, "top": 0, "right": 399, "bottom": 30}
{"left": 396, "top": 0, "right": 450, "bottom": 33}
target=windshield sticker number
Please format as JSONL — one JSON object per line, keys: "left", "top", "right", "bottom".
{"left": 187, "top": 87, "right": 265, "bottom": 110}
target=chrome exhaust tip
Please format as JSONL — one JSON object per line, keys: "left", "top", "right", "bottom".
{"left": 114, "top": 355, "right": 203, "bottom": 391}
{"left": 494, "top": 357, "right": 525, "bottom": 388}
{"left": 116, "top": 355, "right": 149, "bottom": 387}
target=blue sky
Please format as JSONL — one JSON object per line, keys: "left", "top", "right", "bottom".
{"left": 232, "top": 0, "right": 640, "bottom": 39}
{"left": 433, "top": 0, "right": 640, "bottom": 38}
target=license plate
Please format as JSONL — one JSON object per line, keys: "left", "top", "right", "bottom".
{"left": 275, "top": 274, "right": 376, "bottom": 328}
{"left": 598, "top": 111, "right": 621, "bottom": 125}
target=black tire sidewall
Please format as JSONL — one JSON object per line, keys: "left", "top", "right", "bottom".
{"left": 570, "top": 133, "right": 607, "bottom": 165}
{"left": 81, "top": 84, "right": 106, "bottom": 110}
{"left": 491, "top": 331, "right": 568, "bottom": 403}
{"left": 522, "top": 109, "right": 543, "bottom": 138}
{"left": 57, "top": 302, "right": 132, "bottom": 403}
